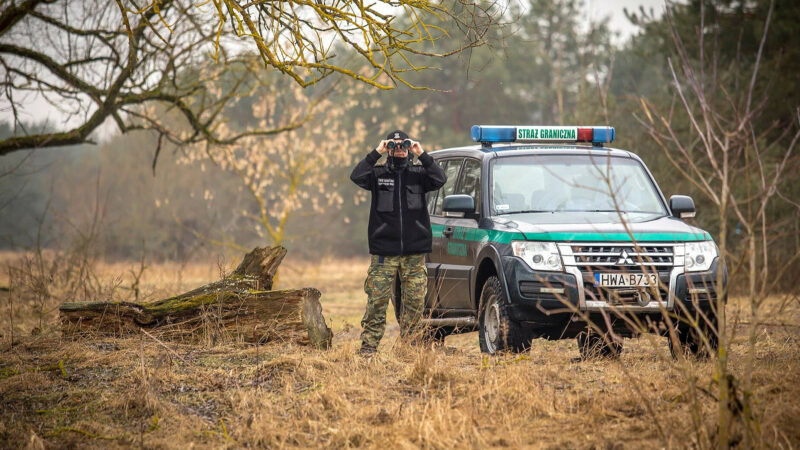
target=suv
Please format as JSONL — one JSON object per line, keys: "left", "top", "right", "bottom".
{"left": 392, "top": 125, "right": 726, "bottom": 357}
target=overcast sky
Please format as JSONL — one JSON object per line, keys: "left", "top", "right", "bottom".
{"left": 2, "top": 1, "right": 668, "bottom": 135}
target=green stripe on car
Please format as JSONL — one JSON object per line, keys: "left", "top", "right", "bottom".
{"left": 431, "top": 224, "right": 710, "bottom": 243}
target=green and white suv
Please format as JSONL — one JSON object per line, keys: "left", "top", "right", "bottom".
{"left": 393, "top": 125, "right": 726, "bottom": 357}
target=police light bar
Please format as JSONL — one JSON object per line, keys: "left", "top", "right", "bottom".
{"left": 470, "top": 125, "right": 615, "bottom": 146}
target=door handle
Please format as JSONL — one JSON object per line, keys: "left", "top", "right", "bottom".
{"left": 443, "top": 226, "right": 455, "bottom": 237}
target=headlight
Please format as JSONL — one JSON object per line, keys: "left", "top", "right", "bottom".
{"left": 511, "top": 241, "right": 563, "bottom": 271}
{"left": 684, "top": 241, "right": 717, "bottom": 272}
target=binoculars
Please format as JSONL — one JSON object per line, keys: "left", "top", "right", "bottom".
{"left": 387, "top": 139, "right": 412, "bottom": 151}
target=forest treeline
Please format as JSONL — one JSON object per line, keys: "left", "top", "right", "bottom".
{"left": 0, "top": 0, "right": 798, "bottom": 291}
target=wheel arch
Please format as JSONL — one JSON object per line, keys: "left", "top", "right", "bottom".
{"left": 473, "top": 246, "right": 511, "bottom": 310}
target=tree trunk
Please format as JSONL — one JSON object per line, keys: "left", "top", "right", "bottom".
{"left": 58, "top": 247, "right": 332, "bottom": 349}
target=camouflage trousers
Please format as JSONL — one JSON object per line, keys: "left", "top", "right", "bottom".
{"left": 361, "top": 254, "right": 427, "bottom": 349}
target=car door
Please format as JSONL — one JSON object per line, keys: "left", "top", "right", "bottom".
{"left": 426, "top": 158, "right": 464, "bottom": 311}
{"left": 439, "top": 158, "right": 481, "bottom": 310}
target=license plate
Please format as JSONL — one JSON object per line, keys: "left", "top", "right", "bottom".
{"left": 594, "top": 273, "right": 658, "bottom": 288}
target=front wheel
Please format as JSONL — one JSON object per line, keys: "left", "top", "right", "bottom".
{"left": 668, "top": 322, "right": 718, "bottom": 358}
{"left": 478, "top": 276, "right": 528, "bottom": 354}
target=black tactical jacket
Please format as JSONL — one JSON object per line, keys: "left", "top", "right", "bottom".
{"left": 350, "top": 150, "right": 447, "bottom": 256}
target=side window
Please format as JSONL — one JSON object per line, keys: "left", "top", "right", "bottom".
{"left": 427, "top": 189, "right": 438, "bottom": 215}
{"left": 433, "top": 159, "right": 463, "bottom": 216}
{"left": 426, "top": 161, "right": 443, "bottom": 214}
{"left": 456, "top": 159, "right": 481, "bottom": 214}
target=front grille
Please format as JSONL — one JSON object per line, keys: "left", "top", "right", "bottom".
{"left": 572, "top": 244, "right": 674, "bottom": 268}
{"left": 560, "top": 243, "right": 680, "bottom": 308}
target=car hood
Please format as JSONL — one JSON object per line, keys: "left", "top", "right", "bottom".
{"left": 491, "top": 212, "right": 712, "bottom": 242}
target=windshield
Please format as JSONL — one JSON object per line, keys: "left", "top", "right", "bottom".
{"left": 491, "top": 154, "right": 667, "bottom": 216}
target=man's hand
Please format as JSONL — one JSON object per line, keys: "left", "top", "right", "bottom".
{"left": 410, "top": 140, "right": 424, "bottom": 156}
{"left": 376, "top": 140, "right": 390, "bottom": 155}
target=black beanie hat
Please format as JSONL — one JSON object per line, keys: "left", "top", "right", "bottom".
{"left": 386, "top": 130, "right": 409, "bottom": 140}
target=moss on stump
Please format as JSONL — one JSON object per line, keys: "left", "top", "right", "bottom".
{"left": 59, "top": 247, "right": 332, "bottom": 349}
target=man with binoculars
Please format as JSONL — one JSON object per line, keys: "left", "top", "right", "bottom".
{"left": 350, "top": 130, "right": 447, "bottom": 355}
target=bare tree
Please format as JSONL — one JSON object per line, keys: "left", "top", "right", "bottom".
{"left": 176, "top": 71, "right": 425, "bottom": 249}
{"left": 195, "top": 0, "right": 496, "bottom": 89}
{"left": 0, "top": 0, "right": 496, "bottom": 159}
{"left": 636, "top": 1, "right": 800, "bottom": 446}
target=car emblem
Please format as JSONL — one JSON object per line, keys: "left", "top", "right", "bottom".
{"left": 617, "top": 249, "right": 634, "bottom": 265}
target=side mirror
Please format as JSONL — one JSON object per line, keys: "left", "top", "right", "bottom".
{"left": 443, "top": 194, "right": 475, "bottom": 217}
{"left": 670, "top": 195, "right": 696, "bottom": 219}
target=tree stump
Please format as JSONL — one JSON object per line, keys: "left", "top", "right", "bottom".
{"left": 59, "top": 247, "right": 332, "bottom": 349}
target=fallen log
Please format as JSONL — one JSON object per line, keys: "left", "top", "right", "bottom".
{"left": 59, "top": 246, "right": 332, "bottom": 349}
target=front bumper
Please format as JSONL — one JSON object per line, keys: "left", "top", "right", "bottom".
{"left": 501, "top": 254, "right": 726, "bottom": 325}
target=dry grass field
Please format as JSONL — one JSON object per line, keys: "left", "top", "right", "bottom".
{"left": 1, "top": 252, "right": 799, "bottom": 448}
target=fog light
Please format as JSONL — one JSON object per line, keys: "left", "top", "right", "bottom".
{"left": 540, "top": 287, "right": 565, "bottom": 294}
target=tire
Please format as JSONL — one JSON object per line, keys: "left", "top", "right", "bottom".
{"left": 478, "top": 276, "right": 528, "bottom": 354}
{"left": 668, "top": 322, "right": 718, "bottom": 359}
{"left": 576, "top": 330, "right": 623, "bottom": 359}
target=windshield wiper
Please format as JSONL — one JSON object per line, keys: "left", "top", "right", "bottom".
{"left": 550, "top": 209, "right": 618, "bottom": 213}
{"left": 590, "top": 209, "right": 666, "bottom": 214}
{"left": 497, "top": 209, "right": 553, "bottom": 215}
{"left": 559, "top": 209, "right": 665, "bottom": 214}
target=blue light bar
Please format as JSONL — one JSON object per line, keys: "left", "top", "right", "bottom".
{"left": 591, "top": 127, "right": 615, "bottom": 144}
{"left": 470, "top": 125, "right": 615, "bottom": 146}
{"left": 470, "top": 125, "right": 516, "bottom": 143}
